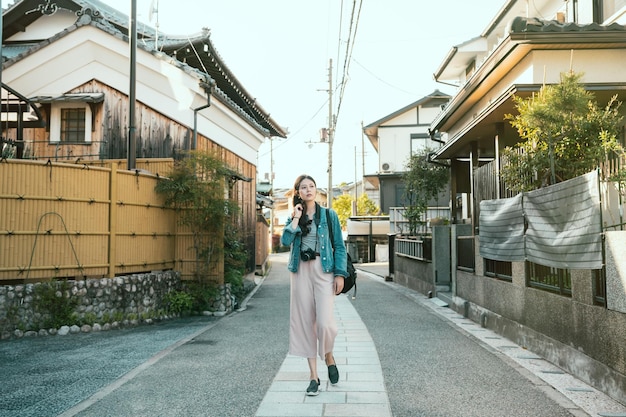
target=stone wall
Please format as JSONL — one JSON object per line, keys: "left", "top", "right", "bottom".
{"left": 0, "top": 271, "right": 233, "bottom": 340}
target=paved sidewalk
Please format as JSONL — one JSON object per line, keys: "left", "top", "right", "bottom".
{"left": 255, "top": 295, "right": 392, "bottom": 417}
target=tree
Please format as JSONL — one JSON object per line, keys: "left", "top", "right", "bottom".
{"left": 501, "top": 71, "right": 624, "bottom": 193}
{"left": 332, "top": 193, "right": 381, "bottom": 229}
{"left": 155, "top": 151, "right": 239, "bottom": 283}
{"left": 357, "top": 193, "right": 380, "bottom": 216}
{"left": 402, "top": 148, "right": 449, "bottom": 235}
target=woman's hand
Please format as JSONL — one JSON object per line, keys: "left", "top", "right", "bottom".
{"left": 290, "top": 204, "right": 303, "bottom": 231}
{"left": 293, "top": 203, "right": 303, "bottom": 219}
{"left": 334, "top": 276, "right": 345, "bottom": 295}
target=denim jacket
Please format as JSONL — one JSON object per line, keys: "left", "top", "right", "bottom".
{"left": 281, "top": 203, "right": 348, "bottom": 277}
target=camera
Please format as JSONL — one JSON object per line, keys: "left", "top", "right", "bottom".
{"left": 300, "top": 248, "right": 317, "bottom": 261}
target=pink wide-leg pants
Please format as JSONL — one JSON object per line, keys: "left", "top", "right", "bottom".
{"left": 289, "top": 258, "right": 338, "bottom": 360}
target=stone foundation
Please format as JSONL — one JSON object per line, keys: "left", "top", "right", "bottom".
{"left": 0, "top": 271, "right": 233, "bottom": 340}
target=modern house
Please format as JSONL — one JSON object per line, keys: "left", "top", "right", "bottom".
{"left": 401, "top": 0, "right": 626, "bottom": 405}
{"left": 0, "top": 0, "right": 286, "bottom": 278}
{"left": 363, "top": 90, "right": 451, "bottom": 233}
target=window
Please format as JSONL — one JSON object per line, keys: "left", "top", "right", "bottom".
{"left": 410, "top": 133, "right": 429, "bottom": 155}
{"left": 484, "top": 259, "right": 512, "bottom": 281}
{"left": 61, "top": 108, "right": 86, "bottom": 142}
{"left": 49, "top": 102, "right": 92, "bottom": 144}
{"left": 595, "top": 0, "right": 626, "bottom": 23}
{"left": 526, "top": 262, "right": 571, "bottom": 296}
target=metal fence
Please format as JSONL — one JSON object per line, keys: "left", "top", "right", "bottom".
{"left": 388, "top": 206, "right": 450, "bottom": 235}
{"left": 395, "top": 236, "right": 431, "bottom": 261}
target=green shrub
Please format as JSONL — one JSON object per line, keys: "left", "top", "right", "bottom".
{"left": 162, "top": 290, "right": 194, "bottom": 315}
{"left": 33, "top": 280, "right": 78, "bottom": 329}
{"left": 185, "top": 282, "right": 219, "bottom": 312}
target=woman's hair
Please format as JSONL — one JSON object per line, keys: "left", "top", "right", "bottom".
{"left": 293, "top": 174, "right": 316, "bottom": 191}
{"left": 294, "top": 175, "right": 316, "bottom": 236}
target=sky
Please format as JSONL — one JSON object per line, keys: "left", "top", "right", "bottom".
{"left": 105, "top": 0, "right": 505, "bottom": 189}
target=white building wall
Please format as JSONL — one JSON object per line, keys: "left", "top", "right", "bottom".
{"left": 419, "top": 106, "right": 443, "bottom": 122}
{"left": 443, "top": 48, "right": 626, "bottom": 141}
{"left": 383, "top": 108, "right": 417, "bottom": 125}
{"left": 6, "top": 9, "right": 76, "bottom": 41}
{"left": 3, "top": 25, "right": 265, "bottom": 164}
{"left": 377, "top": 126, "right": 414, "bottom": 172}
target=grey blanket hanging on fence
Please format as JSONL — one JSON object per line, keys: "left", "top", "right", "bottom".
{"left": 479, "top": 170, "right": 602, "bottom": 269}
{"left": 479, "top": 194, "right": 525, "bottom": 261}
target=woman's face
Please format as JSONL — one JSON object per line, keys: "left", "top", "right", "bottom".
{"left": 297, "top": 178, "right": 317, "bottom": 203}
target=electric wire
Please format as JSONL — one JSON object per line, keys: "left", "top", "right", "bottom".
{"left": 260, "top": 0, "right": 362, "bottom": 159}
{"left": 257, "top": 99, "right": 329, "bottom": 158}
{"left": 335, "top": 0, "right": 345, "bottom": 84}
{"left": 334, "top": 0, "right": 363, "bottom": 130}
{"left": 351, "top": 57, "right": 418, "bottom": 96}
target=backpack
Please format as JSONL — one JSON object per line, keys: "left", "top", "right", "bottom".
{"left": 326, "top": 209, "right": 357, "bottom": 298}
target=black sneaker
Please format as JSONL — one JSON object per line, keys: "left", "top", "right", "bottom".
{"left": 306, "top": 378, "right": 320, "bottom": 396}
{"left": 328, "top": 364, "right": 339, "bottom": 385}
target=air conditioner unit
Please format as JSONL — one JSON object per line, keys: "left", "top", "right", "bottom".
{"left": 381, "top": 162, "right": 393, "bottom": 172}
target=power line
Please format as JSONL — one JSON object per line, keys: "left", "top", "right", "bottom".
{"left": 351, "top": 57, "right": 418, "bottom": 96}
{"left": 257, "top": 99, "right": 328, "bottom": 158}
{"left": 334, "top": 0, "right": 363, "bottom": 129}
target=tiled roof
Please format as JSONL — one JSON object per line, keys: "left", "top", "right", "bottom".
{"left": 2, "top": 0, "right": 287, "bottom": 138}
{"left": 509, "top": 16, "right": 626, "bottom": 33}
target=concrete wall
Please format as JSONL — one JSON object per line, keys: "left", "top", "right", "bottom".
{"left": 606, "top": 231, "right": 626, "bottom": 313}
{"left": 393, "top": 232, "right": 626, "bottom": 405}
{"left": 454, "top": 268, "right": 626, "bottom": 405}
{"left": 393, "top": 256, "right": 434, "bottom": 296}
{"left": 454, "top": 236, "right": 626, "bottom": 405}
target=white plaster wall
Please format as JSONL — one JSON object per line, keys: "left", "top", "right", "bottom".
{"left": 382, "top": 108, "right": 417, "bottom": 126}
{"left": 443, "top": 48, "right": 626, "bottom": 141}
{"left": 3, "top": 25, "right": 265, "bottom": 164}
{"left": 377, "top": 125, "right": 415, "bottom": 172}
{"left": 420, "top": 106, "right": 443, "bottom": 123}
{"left": 6, "top": 9, "right": 77, "bottom": 41}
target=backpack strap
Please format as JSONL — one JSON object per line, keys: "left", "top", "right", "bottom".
{"left": 327, "top": 208, "right": 357, "bottom": 298}
{"left": 326, "top": 208, "right": 334, "bottom": 250}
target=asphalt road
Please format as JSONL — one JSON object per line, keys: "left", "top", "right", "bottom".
{"left": 350, "top": 269, "right": 575, "bottom": 417}
{"left": 0, "top": 253, "right": 599, "bottom": 417}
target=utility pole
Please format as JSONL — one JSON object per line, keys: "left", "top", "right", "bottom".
{"left": 269, "top": 137, "right": 275, "bottom": 252}
{"left": 327, "top": 59, "right": 334, "bottom": 209}
{"left": 361, "top": 120, "right": 366, "bottom": 197}
{"left": 352, "top": 146, "right": 358, "bottom": 216}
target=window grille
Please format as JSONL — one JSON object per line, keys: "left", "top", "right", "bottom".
{"left": 484, "top": 259, "right": 512, "bottom": 281}
{"left": 526, "top": 261, "right": 571, "bottom": 296}
{"left": 60, "top": 108, "right": 86, "bottom": 142}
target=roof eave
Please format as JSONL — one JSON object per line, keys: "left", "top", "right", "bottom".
{"left": 431, "top": 26, "right": 626, "bottom": 136}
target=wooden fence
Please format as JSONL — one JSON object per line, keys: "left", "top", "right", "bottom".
{"left": 0, "top": 158, "right": 223, "bottom": 283}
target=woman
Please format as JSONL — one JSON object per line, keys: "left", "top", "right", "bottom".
{"left": 280, "top": 174, "right": 348, "bottom": 396}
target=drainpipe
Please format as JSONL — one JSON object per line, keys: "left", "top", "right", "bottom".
{"left": 127, "top": 0, "right": 137, "bottom": 170}
{"left": 428, "top": 128, "right": 445, "bottom": 144}
{"left": 192, "top": 80, "right": 215, "bottom": 150}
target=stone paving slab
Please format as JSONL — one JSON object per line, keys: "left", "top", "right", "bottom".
{"left": 254, "top": 295, "right": 392, "bottom": 417}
